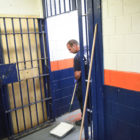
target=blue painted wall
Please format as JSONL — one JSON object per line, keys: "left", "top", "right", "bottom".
{"left": 52, "top": 68, "right": 79, "bottom": 117}
{"left": 104, "top": 85, "right": 140, "bottom": 140}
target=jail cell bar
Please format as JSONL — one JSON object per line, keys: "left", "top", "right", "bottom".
{"left": 43, "top": 0, "right": 77, "bottom": 17}
{"left": 0, "top": 0, "right": 95, "bottom": 139}
{"left": 0, "top": 17, "right": 53, "bottom": 136}
{"left": 44, "top": 0, "right": 94, "bottom": 140}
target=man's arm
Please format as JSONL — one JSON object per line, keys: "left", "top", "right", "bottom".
{"left": 74, "top": 52, "right": 81, "bottom": 80}
{"left": 74, "top": 71, "right": 81, "bottom": 80}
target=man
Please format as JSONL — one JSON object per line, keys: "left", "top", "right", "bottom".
{"left": 67, "top": 39, "right": 88, "bottom": 125}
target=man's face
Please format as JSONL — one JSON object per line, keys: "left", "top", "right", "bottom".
{"left": 67, "top": 44, "right": 77, "bottom": 54}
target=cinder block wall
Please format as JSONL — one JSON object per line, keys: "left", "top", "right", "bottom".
{"left": 102, "top": 0, "right": 140, "bottom": 139}
{"left": 0, "top": 0, "right": 43, "bottom": 17}
{"left": 103, "top": 0, "right": 140, "bottom": 74}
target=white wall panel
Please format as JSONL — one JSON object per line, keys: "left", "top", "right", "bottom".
{"left": 47, "top": 11, "right": 79, "bottom": 61}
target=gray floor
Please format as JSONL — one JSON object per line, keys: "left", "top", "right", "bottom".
{"left": 19, "top": 109, "right": 85, "bottom": 140}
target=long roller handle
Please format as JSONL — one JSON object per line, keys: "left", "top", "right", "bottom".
{"left": 79, "top": 24, "right": 98, "bottom": 140}
{"left": 69, "top": 82, "right": 77, "bottom": 112}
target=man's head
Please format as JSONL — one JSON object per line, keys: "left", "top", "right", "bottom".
{"left": 67, "top": 39, "right": 80, "bottom": 54}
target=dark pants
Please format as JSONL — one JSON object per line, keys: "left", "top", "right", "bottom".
{"left": 76, "top": 81, "right": 91, "bottom": 124}
{"left": 76, "top": 82, "right": 83, "bottom": 113}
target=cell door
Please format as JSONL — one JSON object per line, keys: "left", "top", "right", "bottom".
{"left": 0, "top": 17, "right": 54, "bottom": 139}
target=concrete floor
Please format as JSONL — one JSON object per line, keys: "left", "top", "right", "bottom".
{"left": 19, "top": 109, "right": 85, "bottom": 140}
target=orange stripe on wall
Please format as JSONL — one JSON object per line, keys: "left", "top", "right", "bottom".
{"left": 50, "top": 59, "right": 140, "bottom": 92}
{"left": 51, "top": 58, "right": 73, "bottom": 71}
{"left": 104, "top": 69, "right": 140, "bottom": 92}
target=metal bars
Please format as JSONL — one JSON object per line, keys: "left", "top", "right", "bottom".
{"left": 83, "top": 0, "right": 94, "bottom": 139}
{"left": 3, "top": 18, "right": 20, "bottom": 133}
{"left": 44, "top": 0, "right": 77, "bottom": 18}
{"left": 38, "top": 19, "right": 51, "bottom": 119}
{"left": 33, "top": 18, "right": 46, "bottom": 122}
{"left": 0, "top": 17, "right": 53, "bottom": 138}
{"left": 77, "top": 0, "right": 96, "bottom": 139}
{"left": 0, "top": 0, "right": 104, "bottom": 140}
{"left": 76, "top": 0, "right": 90, "bottom": 139}
{"left": 77, "top": 0, "right": 104, "bottom": 140}
{"left": 11, "top": 18, "right": 27, "bottom": 131}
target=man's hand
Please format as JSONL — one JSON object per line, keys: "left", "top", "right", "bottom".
{"left": 74, "top": 79, "right": 77, "bottom": 83}
{"left": 74, "top": 71, "right": 81, "bottom": 80}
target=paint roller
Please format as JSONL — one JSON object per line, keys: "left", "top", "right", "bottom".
{"left": 79, "top": 24, "right": 98, "bottom": 140}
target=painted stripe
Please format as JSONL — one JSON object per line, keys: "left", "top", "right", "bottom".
{"left": 104, "top": 69, "right": 140, "bottom": 92}
{"left": 51, "top": 58, "right": 73, "bottom": 71}
{"left": 51, "top": 59, "right": 140, "bottom": 92}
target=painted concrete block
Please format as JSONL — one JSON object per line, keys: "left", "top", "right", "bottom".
{"left": 102, "top": 0, "right": 108, "bottom": 18}
{"left": 104, "top": 54, "right": 117, "bottom": 70}
{"left": 132, "top": 14, "right": 140, "bottom": 33}
{"left": 103, "top": 36, "right": 110, "bottom": 53}
{"left": 0, "top": 0, "right": 43, "bottom": 17}
{"left": 124, "top": 0, "right": 140, "bottom": 15}
{"left": 103, "top": 18, "right": 115, "bottom": 35}
{"left": 117, "top": 54, "right": 133, "bottom": 72}
{"left": 116, "top": 16, "right": 131, "bottom": 34}
{"left": 132, "top": 54, "right": 140, "bottom": 73}
{"left": 110, "top": 35, "right": 125, "bottom": 53}
{"left": 108, "top": 0, "right": 123, "bottom": 17}
{"left": 125, "top": 35, "right": 140, "bottom": 53}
